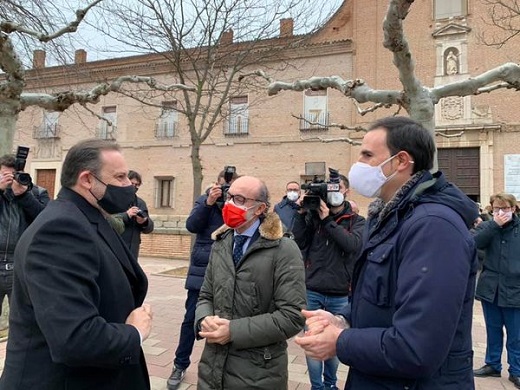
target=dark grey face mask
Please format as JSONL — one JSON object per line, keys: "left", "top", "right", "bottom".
{"left": 91, "top": 175, "right": 136, "bottom": 214}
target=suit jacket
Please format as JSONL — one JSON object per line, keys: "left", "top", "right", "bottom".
{"left": 0, "top": 187, "right": 150, "bottom": 390}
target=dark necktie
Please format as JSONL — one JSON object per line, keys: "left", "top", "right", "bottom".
{"left": 233, "top": 235, "right": 248, "bottom": 266}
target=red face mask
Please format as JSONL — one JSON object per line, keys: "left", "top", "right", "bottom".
{"left": 222, "top": 202, "right": 253, "bottom": 228}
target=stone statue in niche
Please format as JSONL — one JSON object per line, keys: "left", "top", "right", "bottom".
{"left": 445, "top": 50, "right": 459, "bottom": 75}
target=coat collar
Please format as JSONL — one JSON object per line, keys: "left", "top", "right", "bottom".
{"left": 57, "top": 187, "right": 137, "bottom": 280}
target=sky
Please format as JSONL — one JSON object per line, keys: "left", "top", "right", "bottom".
{"left": 36, "top": 0, "right": 344, "bottom": 64}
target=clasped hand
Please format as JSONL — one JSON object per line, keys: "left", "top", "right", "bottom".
{"left": 199, "top": 315, "right": 231, "bottom": 345}
{"left": 294, "top": 309, "right": 345, "bottom": 361}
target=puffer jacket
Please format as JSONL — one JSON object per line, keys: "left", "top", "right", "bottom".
{"left": 338, "top": 171, "right": 478, "bottom": 390}
{"left": 184, "top": 192, "right": 224, "bottom": 290}
{"left": 195, "top": 213, "right": 306, "bottom": 390}
{"left": 473, "top": 215, "right": 520, "bottom": 307}
{"left": 0, "top": 188, "right": 45, "bottom": 262}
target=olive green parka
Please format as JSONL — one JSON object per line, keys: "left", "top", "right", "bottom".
{"left": 195, "top": 213, "right": 306, "bottom": 390}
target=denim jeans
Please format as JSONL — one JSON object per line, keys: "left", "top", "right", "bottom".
{"left": 305, "top": 290, "right": 350, "bottom": 390}
{"left": 173, "top": 289, "right": 199, "bottom": 370}
{"left": 482, "top": 300, "right": 520, "bottom": 376}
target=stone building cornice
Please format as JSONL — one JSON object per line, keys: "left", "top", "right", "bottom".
{"left": 21, "top": 38, "right": 352, "bottom": 90}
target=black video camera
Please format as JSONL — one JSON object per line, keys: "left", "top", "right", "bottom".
{"left": 216, "top": 165, "right": 236, "bottom": 208}
{"left": 13, "top": 146, "right": 32, "bottom": 186}
{"left": 301, "top": 168, "right": 340, "bottom": 211}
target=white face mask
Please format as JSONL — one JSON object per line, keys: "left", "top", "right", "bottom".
{"left": 348, "top": 155, "right": 398, "bottom": 198}
{"left": 327, "top": 191, "right": 345, "bottom": 207}
{"left": 493, "top": 209, "right": 513, "bottom": 222}
{"left": 286, "top": 191, "right": 299, "bottom": 202}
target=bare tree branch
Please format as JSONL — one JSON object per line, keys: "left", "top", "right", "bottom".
{"left": 20, "top": 76, "right": 195, "bottom": 111}
{"left": 431, "top": 62, "right": 520, "bottom": 101}
{"left": 353, "top": 101, "right": 395, "bottom": 116}
{"left": 300, "top": 135, "right": 361, "bottom": 146}
{"left": 0, "top": 0, "right": 103, "bottom": 43}
{"left": 291, "top": 113, "right": 367, "bottom": 132}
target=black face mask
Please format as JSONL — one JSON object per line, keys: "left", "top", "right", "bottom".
{"left": 91, "top": 175, "right": 136, "bottom": 214}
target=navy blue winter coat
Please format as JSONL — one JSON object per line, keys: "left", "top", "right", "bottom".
{"left": 338, "top": 171, "right": 478, "bottom": 390}
{"left": 274, "top": 196, "right": 300, "bottom": 231}
{"left": 473, "top": 215, "right": 520, "bottom": 307}
{"left": 184, "top": 192, "right": 224, "bottom": 290}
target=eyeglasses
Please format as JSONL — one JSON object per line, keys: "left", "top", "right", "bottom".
{"left": 493, "top": 206, "right": 512, "bottom": 212}
{"left": 226, "top": 192, "right": 262, "bottom": 206}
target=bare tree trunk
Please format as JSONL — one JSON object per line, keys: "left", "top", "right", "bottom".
{"left": 191, "top": 142, "right": 203, "bottom": 205}
{"left": 0, "top": 107, "right": 19, "bottom": 156}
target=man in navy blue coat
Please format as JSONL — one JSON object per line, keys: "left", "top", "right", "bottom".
{"left": 295, "top": 117, "right": 479, "bottom": 389}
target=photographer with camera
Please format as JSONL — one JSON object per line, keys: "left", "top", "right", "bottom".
{"left": 167, "top": 166, "right": 238, "bottom": 390}
{"left": 113, "top": 170, "right": 154, "bottom": 260}
{"left": 293, "top": 168, "right": 365, "bottom": 390}
{"left": 0, "top": 152, "right": 46, "bottom": 317}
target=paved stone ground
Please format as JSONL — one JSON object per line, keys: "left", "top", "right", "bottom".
{"left": 0, "top": 257, "right": 517, "bottom": 389}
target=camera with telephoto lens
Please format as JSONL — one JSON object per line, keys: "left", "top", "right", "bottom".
{"left": 216, "top": 165, "right": 236, "bottom": 208}
{"left": 13, "top": 146, "right": 32, "bottom": 186}
{"left": 301, "top": 168, "right": 340, "bottom": 211}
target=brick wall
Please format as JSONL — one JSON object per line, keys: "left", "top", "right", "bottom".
{"left": 139, "top": 215, "right": 192, "bottom": 259}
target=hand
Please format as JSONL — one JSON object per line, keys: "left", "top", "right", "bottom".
{"left": 11, "top": 179, "right": 29, "bottom": 196}
{"left": 296, "top": 193, "right": 306, "bottom": 214}
{"left": 494, "top": 213, "right": 511, "bottom": 227}
{"left": 301, "top": 309, "right": 336, "bottom": 336}
{"left": 294, "top": 319, "right": 343, "bottom": 361}
{"left": 199, "top": 315, "right": 231, "bottom": 345}
{"left": 318, "top": 199, "right": 329, "bottom": 220}
{"left": 126, "top": 206, "right": 140, "bottom": 218}
{"left": 135, "top": 215, "right": 147, "bottom": 225}
{"left": 473, "top": 217, "right": 483, "bottom": 228}
{"left": 0, "top": 171, "right": 13, "bottom": 191}
{"left": 206, "top": 183, "right": 223, "bottom": 206}
{"left": 126, "top": 304, "right": 153, "bottom": 341}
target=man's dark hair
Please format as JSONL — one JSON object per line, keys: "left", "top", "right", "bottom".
{"left": 369, "top": 116, "right": 435, "bottom": 173}
{"left": 339, "top": 174, "right": 349, "bottom": 189}
{"left": 0, "top": 155, "right": 15, "bottom": 168}
{"left": 217, "top": 169, "right": 239, "bottom": 182}
{"left": 61, "top": 139, "right": 121, "bottom": 188}
{"left": 128, "top": 170, "right": 142, "bottom": 185}
{"left": 286, "top": 181, "right": 300, "bottom": 189}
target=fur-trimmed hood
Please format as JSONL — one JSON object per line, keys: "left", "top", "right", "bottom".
{"left": 211, "top": 212, "right": 284, "bottom": 241}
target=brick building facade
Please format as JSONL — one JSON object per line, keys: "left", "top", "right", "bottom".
{"left": 13, "top": 0, "right": 520, "bottom": 258}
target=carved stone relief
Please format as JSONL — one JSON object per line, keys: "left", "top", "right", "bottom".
{"left": 441, "top": 96, "right": 464, "bottom": 120}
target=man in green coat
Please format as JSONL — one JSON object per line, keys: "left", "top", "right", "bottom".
{"left": 195, "top": 175, "right": 306, "bottom": 390}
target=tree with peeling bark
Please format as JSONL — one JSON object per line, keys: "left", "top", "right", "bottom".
{"left": 0, "top": 0, "right": 194, "bottom": 156}
{"left": 94, "top": 0, "right": 336, "bottom": 202}
{"left": 251, "top": 0, "right": 520, "bottom": 169}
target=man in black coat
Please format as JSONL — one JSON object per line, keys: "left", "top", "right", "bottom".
{"left": 0, "top": 139, "right": 153, "bottom": 390}
{"left": 115, "top": 170, "right": 154, "bottom": 260}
